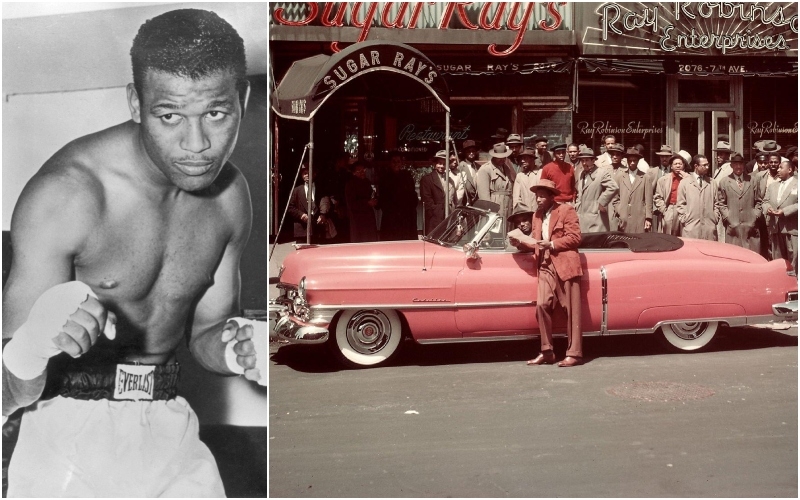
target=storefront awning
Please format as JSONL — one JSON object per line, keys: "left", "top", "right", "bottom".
{"left": 581, "top": 57, "right": 798, "bottom": 77}
{"left": 581, "top": 58, "right": 665, "bottom": 74}
{"left": 271, "top": 40, "right": 450, "bottom": 121}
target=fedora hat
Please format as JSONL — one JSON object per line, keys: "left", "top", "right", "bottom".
{"left": 654, "top": 145, "right": 673, "bottom": 156}
{"left": 606, "top": 143, "right": 625, "bottom": 154}
{"left": 489, "top": 143, "right": 512, "bottom": 158}
{"left": 752, "top": 140, "right": 767, "bottom": 150}
{"left": 530, "top": 178, "right": 561, "bottom": 196}
{"left": 758, "top": 140, "right": 781, "bottom": 153}
{"left": 533, "top": 135, "right": 548, "bottom": 144}
{"left": 491, "top": 127, "right": 509, "bottom": 139}
{"left": 507, "top": 208, "right": 534, "bottom": 225}
{"left": 518, "top": 147, "right": 536, "bottom": 158}
{"left": 729, "top": 153, "right": 746, "bottom": 163}
{"left": 577, "top": 146, "right": 596, "bottom": 159}
{"left": 550, "top": 143, "right": 567, "bottom": 152}
{"left": 712, "top": 141, "right": 732, "bottom": 152}
{"left": 433, "top": 150, "right": 448, "bottom": 160}
{"left": 462, "top": 140, "right": 477, "bottom": 150}
{"left": 755, "top": 152, "right": 768, "bottom": 161}
{"left": 677, "top": 150, "right": 692, "bottom": 164}
{"left": 786, "top": 146, "right": 798, "bottom": 157}
{"left": 505, "top": 133, "right": 523, "bottom": 145}
{"left": 625, "top": 147, "right": 643, "bottom": 158}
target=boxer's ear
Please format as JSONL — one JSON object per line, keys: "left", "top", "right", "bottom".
{"left": 127, "top": 83, "right": 142, "bottom": 124}
{"left": 239, "top": 81, "right": 251, "bottom": 118}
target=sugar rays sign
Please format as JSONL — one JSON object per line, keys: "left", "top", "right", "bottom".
{"left": 581, "top": 2, "right": 798, "bottom": 56}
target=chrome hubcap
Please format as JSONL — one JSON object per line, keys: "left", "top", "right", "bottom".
{"left": 668, "top": 322, "right": 708, "bottom": 341}
{"left": 345, "top": 310, "right": 392, "bottom": 355}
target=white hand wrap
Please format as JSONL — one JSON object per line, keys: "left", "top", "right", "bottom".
{"left": 3, "top": 281, "right": 115, "bottom": 380}
{"left": 224, "top": 317, "right": 269, "bottom": 386}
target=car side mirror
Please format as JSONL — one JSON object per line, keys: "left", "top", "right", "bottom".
{"left": 463, "top": 242, "right": 480, "bottom": 260}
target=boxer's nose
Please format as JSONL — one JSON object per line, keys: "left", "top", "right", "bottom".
{"left": 181, "top": 119, "right": 211, "bottom": 153}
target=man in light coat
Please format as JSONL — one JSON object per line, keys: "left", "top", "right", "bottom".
{"left": 716, "top": 154, "right": 762, "bottom": 252}
{"left": 763, "top": 160, "right": 798, "bottom": 274}
{"left": 512, "top": 148, "right": 540, "bottom": 214}
{"left": 575, "top": 147, "right": 618, "bottom": 233}
{"left": 612, "top": 147, "right": 653, "bottom": 233}
{"left": 477, "top": 143, "right": 517, "bottom": 221}
{"left": 677, "top": 154, "right": 720, "bottom": 241}
{"left": 458, "top": 140, "right": 480, "bottom": 205}
{"left": 647, "top": 145, "right": 674, "bottom": 232}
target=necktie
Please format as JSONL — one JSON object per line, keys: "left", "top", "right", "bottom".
{"left": 737, "top": 177, "right": 743, "bottom": 189}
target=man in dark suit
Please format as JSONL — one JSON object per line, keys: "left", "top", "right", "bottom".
{"left": 763, "top": 160, "right": 798, "bottom": 274}
{"left": 509, "top": 179, "right": 584, "bottom": 367}
{"left": 420, "top": 150, "right": 457, "bottom": 235}
{"left": 287, "top": 165, "right": 329, "bottom": 244}
{"left": 716, "top": 153, "right": 762, "bottom": 252}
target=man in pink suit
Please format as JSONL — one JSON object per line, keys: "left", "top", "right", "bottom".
{"left": 509, "top": 179, "right": 584, "bottom": 367}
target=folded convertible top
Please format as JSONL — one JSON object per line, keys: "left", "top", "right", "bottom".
{"left": 580, "top": 232, "right": 684, "bottom": 253}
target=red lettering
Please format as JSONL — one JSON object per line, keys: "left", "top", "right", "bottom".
{"left": 273, "top": 2, "right": 318, "bottom": 26}
{"left": 407, "top": 2, "right": 424, "bottom": 28}
{"left": 321, "top": 2, "right": 347, "bottom": 27}
{"left": 381, "top": 2, "right": 409, "bottom": 29}
{"left": 479, "top": 2, "right": 506, "bottom": 30}
{"left": 489, "top": 2, "right": 535, "bottom": 56}
{"left": 439, "top": 2, "right": 476, "bottom": 30}
{"left": 539, "top": 2, "right": 565, "bottom": 31}
{"left": 352, "top": 2, "right": 378, "bottom": 43}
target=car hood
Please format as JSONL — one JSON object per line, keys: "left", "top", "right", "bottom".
{"left": 279, "top": 240, "right": 446, "bottom": 285}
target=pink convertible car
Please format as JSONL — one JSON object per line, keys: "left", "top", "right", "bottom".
{"left": 270, "top": 204, "right": 797, "bottom": 367}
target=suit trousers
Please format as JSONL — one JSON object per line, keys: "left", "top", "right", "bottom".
{"left": 770, "top": 231, "right": 798, "bottom": 275}
{"left": 537, "top": 253, "right": 583, "bottom": 357}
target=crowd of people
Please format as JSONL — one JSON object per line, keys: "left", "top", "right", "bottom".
{"left": 287, "top": 131, "right": 798, "bottom": 274}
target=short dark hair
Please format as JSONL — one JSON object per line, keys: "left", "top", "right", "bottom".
{"left": 692, "top": 154, "right": 707, "bottom": 166}
{"left": 602, "top": 134, "right": 616, "bottom": 143}
{"left": 131, "top": 9, "right": 247, "bottom": 99}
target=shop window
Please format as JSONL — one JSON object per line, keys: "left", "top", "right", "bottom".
{"left": 677, "top": 79, "right": 731, "bottom": 104}
{"left": 744, "top": 77, "right": 798, "bottom": 155}
{"left": 523, "top": 110, "right": 572, "bottom": 149}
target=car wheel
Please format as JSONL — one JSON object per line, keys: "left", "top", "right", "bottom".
{"left": 659, "top": 321, "right": 718, "bottom": 351}
{"left": 331, "top": 309, "right": 403, "bottom": 368}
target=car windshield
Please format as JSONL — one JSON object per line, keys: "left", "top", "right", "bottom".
{"left": 424, "top": 207, "right": 497, "bottom": 248}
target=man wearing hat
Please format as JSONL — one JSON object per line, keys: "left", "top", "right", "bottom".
{"left": 786, "top": 146, "right": 798, "bottom": 173}
{"left": 647, "top": 145, "right": 674, "bottom": 232}
{"left": 751, "top": 151, "right": 769, "bottom": 174}
{"left": 715, "top": 153, "right": 763, "bottom": 252}
{"left": 508, "top": 179, "right": 584, "bottom": 367}
{"left": 489, "top": 127, "right": 509, "bottom": 149}
{"left": 653, "top": 154, "right": 690, "bottom": 236}
{"left": 712, "top": 141, "right": 734, "bottom": 181}
{"left": 458, "top": 140, "right": 480, "bottom": 205}
{"left": 758, "top": 140, "right": 788, "bottom": 162}
{"left": 533, "top": 136, "right": 553, "bottom": 170}
{"left": 507, "top": 208, "right": 534, "bottom": 237}
{"left": 506, "top": 133, "right": 524, "bottom": 174}
{"left": 575, "top": 147, "right": 618, "bottom": 233}
{"left": 477, "top": 143, "right": 517, "bottom": 220}
{"left": 612, "top": 147, "right": 653, "bottom": 233}
{"left": 677, "top": 154, "right": 720, "bottom": 241}
{"left": 541, "top": 143, "right": 577, "bottom": 204}
{"left": 420, "top": 150, "right": 458, "bottom": 235}
{"left": 763, "top": 160, "right": 798, "bottom": 274}
{"left": 512, "top": 148, "right": 541, "bottom": 214}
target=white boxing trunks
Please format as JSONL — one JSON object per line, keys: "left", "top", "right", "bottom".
{"left": 7, "top": 396, "right": 225, "bottom": 497}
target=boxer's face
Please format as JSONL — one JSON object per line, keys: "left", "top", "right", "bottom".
{"left": 129, "top": 69, "right": 243, "bottom": 192}
{"left": 567, "top": 146, "right": 579, "bottom": 162}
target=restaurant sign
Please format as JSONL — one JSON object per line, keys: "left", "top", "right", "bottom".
{"left": 581, "top": 2, "right": 798, "bottom": 56}
{"left": 272, "top": 2, "right": 569, "bottom": 56}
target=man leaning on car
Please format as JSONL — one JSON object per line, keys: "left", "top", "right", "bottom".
{"left": 508, "top": 179, "right": 584, "bottom": 367}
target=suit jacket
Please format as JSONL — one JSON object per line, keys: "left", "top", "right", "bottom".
{"left": 676, "top": 175, "right": 720, "bottom": 241}
{"left": 532, "top": 203, "right": 583, "bottom": 281}
{"left": 288, "top": 183, "right": 325, "bottom": 238}
{"left": 512, "top": 169, "right": 541, "bottom": 214}
{"left": 716, "top": 173, "right": 762, "bottom": 251}
{"left": 575, "top": 165, "right": 618, "bottom": 233}
{"left": 458, "top": 160, "right": 479, "bottom": 205}
{"left": 476, "top": 161, "right": 516, "bottom": 220}
{"left": 612, "top": 168, "right": 653, "bottom": 233}
{"left": 763, "top": 176, "right": 798, "bottom": 236}
{"left": 653, "top": 173, "right": 683, "bottom": 235}
{"left": 420, "top": 171, "right": 457, "bottom": 235}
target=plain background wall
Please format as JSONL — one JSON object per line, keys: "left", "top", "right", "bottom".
{"left": 2, "top": 2, "right": 270, "bottom": 424}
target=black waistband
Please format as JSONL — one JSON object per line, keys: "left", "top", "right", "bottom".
{"left": 43, "top": 362, "right": 180, "bottom": 401}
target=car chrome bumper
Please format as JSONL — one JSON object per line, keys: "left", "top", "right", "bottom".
{"left": 772, "top": 300, "right": 798, "bottom": 321}
{"left": 268, "top": 301, "right": 329, "bottom": 344}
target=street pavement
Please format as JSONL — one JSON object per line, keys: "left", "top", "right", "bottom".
{"left": 269, "top": 326, "right": 797, "bottom": 497}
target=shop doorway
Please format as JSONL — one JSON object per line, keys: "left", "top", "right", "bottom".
{"left": 667, "top": 75, "right": 743, "bottom": 172}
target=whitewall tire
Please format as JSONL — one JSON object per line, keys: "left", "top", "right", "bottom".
{"left": 331, "top": 309, "right": 403, "bottom": 367}
{"left": 660, "top": 321, "right": 719, "bottom": 351}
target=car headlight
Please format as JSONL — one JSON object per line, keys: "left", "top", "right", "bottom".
{"left": 298, "top": 276, "right": 307, "bottom": 301}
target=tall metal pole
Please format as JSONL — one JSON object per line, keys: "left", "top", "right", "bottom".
{"left": 307, "top": 119, "right": 314, "bottom": 245}
{"left": 445, "top": 111, "right": 451, "bottom": 217}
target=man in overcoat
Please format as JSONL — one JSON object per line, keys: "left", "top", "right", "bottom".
{"left": 477, "top": 143, "right": 517, "bottom": 220}
{"left": 458, "top": 140, "right": 480, "bottom": 205}
{"left": 420, "top": 150, "right": 457, "bottom": 235}
{"left": 677, "top": 154, "right": 720, "bottom": 241}
{"left": 512, "top": 148, "right": 540, "bottom": 214}
{"left": 653, "top": 154, "right": 689, "bottom": 236}
{"left": 509, "top": 179, "right": 584, "bottom": 368}
{"left": 763, "top": 160, "right": 798, "bottom": 274}
{"left": 716, "top": 154, "right": 762, "bottom": 252}
{"left": 288, "top": 165, "right": 330, "bottom": 243}
{"left": 575, "top": 147, "right": 618, "bottom": 233}
{"left": 612, "top": 147, "right": 653, "bottom": 233}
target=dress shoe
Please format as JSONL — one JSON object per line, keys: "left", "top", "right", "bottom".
{"left": 557, "top": 356, "right": 584, "bottom": 367}
{"left": 526, "top": 352, "right": 556, "bottom": 365}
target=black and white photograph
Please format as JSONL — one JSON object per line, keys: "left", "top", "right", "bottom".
{"left": 3, "top": 3, "right": 269, "bottom": 497}
{"left": 267, "top": 2, "right": 798, "bottom": 497}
